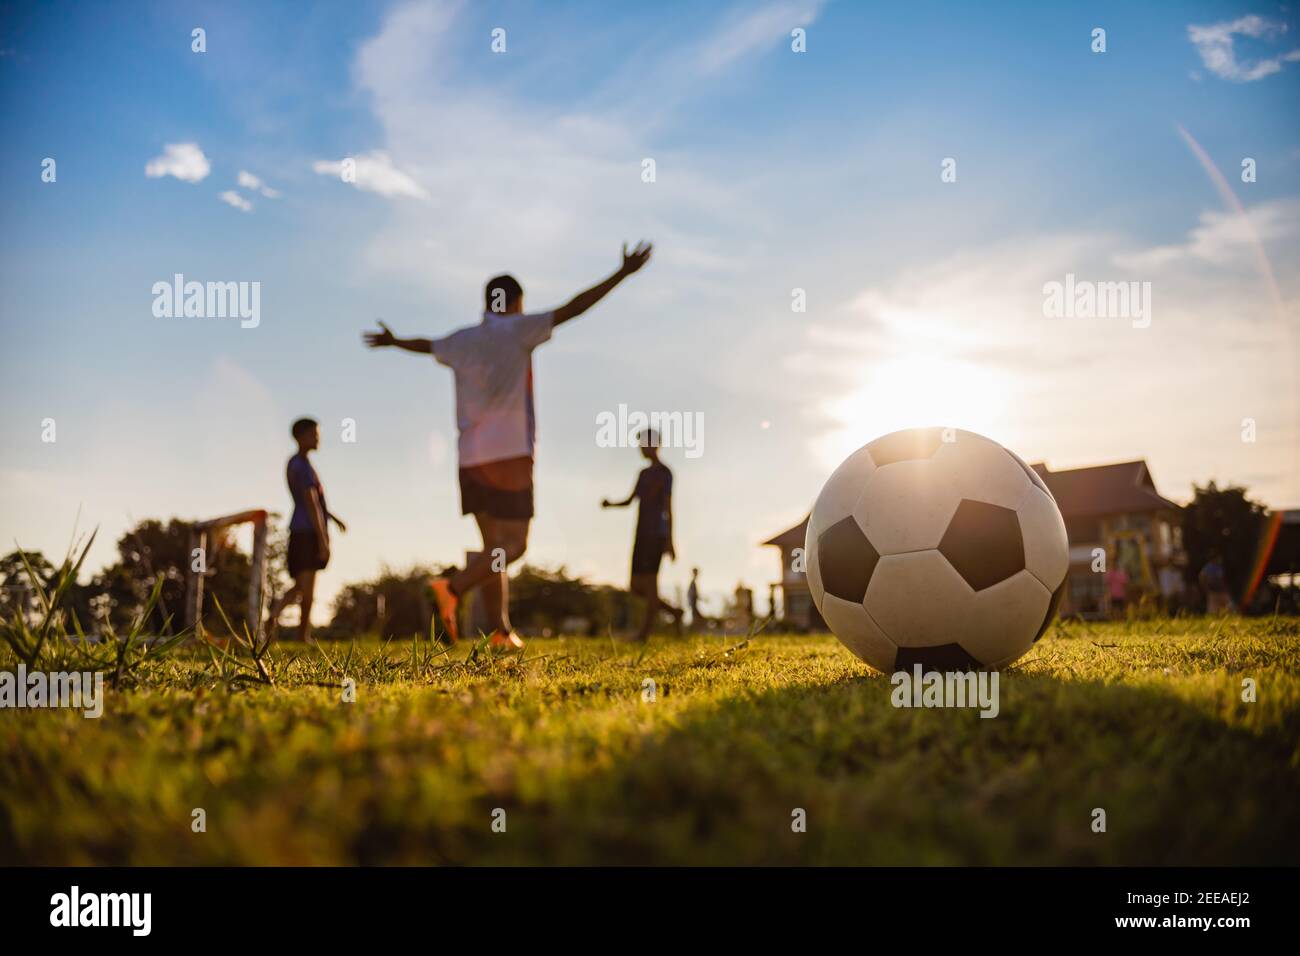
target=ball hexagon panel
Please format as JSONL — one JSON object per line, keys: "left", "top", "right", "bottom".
{"left": 810, "top": 444, "right": 877, "bottom": 533}
{"left": 930, "top": 430, "right": 1032, "bottom": 510}
{"left": 819, "top": 593, "right": 897, "bottom": 672}
{"left": 1017, "top": 485, "right": 1069, "bottom": 591}
{"left": 938, "top": 498, "right": 1025, "bottom": 591}
{"left": 852, "top": 458, "right": 962, "bottom": 555}
{"left": 865, "top": 551, "right": 1049, "bottom": 668}
{"left": 865, "top": 427, "right": 945, "bottom": 467}
{"left": 817, "top": 516, "right": 880, "bottom": 604}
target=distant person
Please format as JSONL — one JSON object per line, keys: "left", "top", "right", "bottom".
{"left": 365, "top": 242, "right": 654, "bottom": 650}
{"left": 687, "top": 566, "right": 703, "bottom": 630}
{"left": 601, "top": 428, "right": 683, "bottom": 642}
{"left": 1104, "top": 560, "right": 1129, "bottom": 619}
{"left": 1200, "top": 553, "right": 1233, "bottom": 615}
{"left": 267, "top": 418, "right": 346, "bottom": 643}
{"left": 1157, "top": 563, "right": 1185, "bottom": 615}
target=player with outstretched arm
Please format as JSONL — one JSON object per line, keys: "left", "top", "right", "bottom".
{"left": 363, "top": 242, "right": 653, "bottom": 650}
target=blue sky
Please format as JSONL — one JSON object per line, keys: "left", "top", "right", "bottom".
{"left": 2, "top": 0, "right": 1298, "bottom": 617}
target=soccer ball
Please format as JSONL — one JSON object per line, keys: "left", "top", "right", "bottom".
{"left": 806, "top": 427, "right": 1068, "bottom": 672}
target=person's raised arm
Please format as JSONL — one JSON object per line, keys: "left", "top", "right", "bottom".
{"left": 552, "top": 241, "right": 653, "bottom": 326}
{"left": 363, "top": 320, "right": 432, "bottom": 354}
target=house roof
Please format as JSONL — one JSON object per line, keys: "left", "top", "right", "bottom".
{"left": 763, "top": 517, "right": 808, "bottom": 549}
{"left": 1030, "top": 460, "right": 1179, "bottom": 518}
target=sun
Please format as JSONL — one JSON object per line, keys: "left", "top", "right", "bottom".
{"left": 817, "top": 352, "right": 1012, "bottom": 469}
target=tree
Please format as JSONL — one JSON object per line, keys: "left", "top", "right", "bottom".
{"left": 329, "top": 565, "right": 455, "bottom": 638}
{"left": 93, "top": 519, "right": 252, "bottom": 634}
{"left": 507, "top": 565, "right": 639, "bottom": 635}
{"left": 0, "top": 547, "right": 103, "bottom": 632}
{"left": 0, "top": 549, "right": 57, "bottom": 617}
{"left": 1181, "top": 482, "right": 1268, "bottom": 603}
{"left": 328, "top": 563, "right": 640, "bottom": 638}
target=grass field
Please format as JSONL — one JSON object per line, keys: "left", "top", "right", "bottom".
{"left": 3, "top": 616, "right": 1299, "bottom": 865}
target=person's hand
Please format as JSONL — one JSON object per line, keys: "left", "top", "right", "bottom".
{"left": 600, "top": 498, "right": 611, "bottom": 508}
{"left": 333, "top": 516, "right": 348, "bottom": 534}
{"left": 318, "top": 540, "right": 331, "bottom": 563}
{"left": 363, "top": 320, "right": 396, "bottom": 348}
{"left": 620, "top": 241, "right": 653, "bottom": 275}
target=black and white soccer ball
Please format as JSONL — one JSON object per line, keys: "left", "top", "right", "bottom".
{"left": 806, "top": 427, "right": 1068, "bottom": 672}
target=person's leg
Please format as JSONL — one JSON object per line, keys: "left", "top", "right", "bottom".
{"left": 632, "top": 574, "right": 658, "bottom": 642}
{"left": 457, "top": 513, "right": 502, "bottom": 636}
{"left": 451, "top": 515, "right": 527, "bottom": 587}
{"left": 653, "top": 579, "right": 684, "bottom": 635}
{"left": 294, "top": 570, "right": 316, "bottom": 642}
{"left": 434, "top": 458, "right": 533, "bottom": 643}
{"left": 267, "top": 581, "right": 301, "bottom": 624}
{"left": 446, "top": 515, "right": 529, "bottom": 634}
{"left": 494, "top": 518, "right": 529, "bottom": 633}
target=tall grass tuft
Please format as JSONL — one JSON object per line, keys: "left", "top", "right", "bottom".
{"left": 0, "top": 532, "right": 188, "bottom": 687}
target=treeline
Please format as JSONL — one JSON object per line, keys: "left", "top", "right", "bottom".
{"left": 0, "top": 519, "right": 272, "bottom": 636}
{"left": 2, "top": 482, "right": 1292, "bottom": 637}
{"left": 0, "top": 519, "right": 644, "bottom": 639}
{"left": 327, "top": 564, "right": 642, "bottom": 639}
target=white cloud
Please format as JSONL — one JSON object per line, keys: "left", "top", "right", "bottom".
{"left": 219, "top": 190, "right": 253, "bottom": 212}
{"left": 144, "top": 142, "right": 210, "bottom": 183}
{"left": 237, "top": 170, "right": 281, "bottom": 199}
{"left": 787, "top": 229, "right": 1299, "bottom": 506}
{"left": 697, "top": 0, "right": 823, "bottom": 75}
{"left": 1187, "top": 15, "right": 1300, "bottom": 82}
{"left": 1114, "top": 198, "right": 1300, "bottom": 270}
{"left": 311, "top": 151, "right": 429, "bottom": 200}
{"left": 327, "top": 0, "right": 800, "bottom": 295}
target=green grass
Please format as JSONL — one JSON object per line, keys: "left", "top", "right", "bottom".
{"left": 2, "top": 617, "right": 1299, "bottom": 865}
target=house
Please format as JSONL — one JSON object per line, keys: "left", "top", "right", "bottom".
{"left": 762, "top": 458, "right": 1186, "bottom": 627}
{"left": 1030, "top": 460, "right": 1184, "bottom": 618}
{"left": 762, "top": 518, "right": 821, "bottom": 630}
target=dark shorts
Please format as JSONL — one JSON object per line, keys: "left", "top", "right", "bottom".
{"left": 459, "top": 455, "right": 534, "bottom": 520}
{"left": 631, "top": 535, "right": 668, "bottom": 578}
{"left": 288, "top": 530, "right": 328, "bottom": 577}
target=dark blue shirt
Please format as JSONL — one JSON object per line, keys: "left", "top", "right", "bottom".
{"left": 634, "top": 462, "right": 672, "bottom": 542}
{"left": 287, "top": 453, "right": 325, "bottom": 533}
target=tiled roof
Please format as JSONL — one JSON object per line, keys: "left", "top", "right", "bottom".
{"left": 1030, "top": 460, "right": 1179, "bottom": 518}
{"left": 763, "top": 517, "right": 808, "bottom": 549}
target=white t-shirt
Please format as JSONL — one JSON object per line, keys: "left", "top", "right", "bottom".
{"left": 431, "top": 311, "right": 554, "bottom": 467}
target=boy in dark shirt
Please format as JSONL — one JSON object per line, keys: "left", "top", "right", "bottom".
{"left": 601, "top": 429, "right": 683, "bottom": 642}
{"left": 268, "top": 418, "right": 346, "bottom": 642}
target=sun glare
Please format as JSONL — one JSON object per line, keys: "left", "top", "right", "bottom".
{"left": 817, "top": 352, "right": 1012, "bottom": 468}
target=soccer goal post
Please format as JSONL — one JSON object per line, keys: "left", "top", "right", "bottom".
{"left": 184, "top": 509, "right": 270, "bottom": 639}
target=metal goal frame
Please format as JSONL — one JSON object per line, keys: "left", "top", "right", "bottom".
{"left": 184, "top": 509, "right": 269, "bottom": 639}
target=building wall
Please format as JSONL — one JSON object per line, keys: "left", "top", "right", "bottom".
{"left": 1058, "top": 508, "right": 1184, "bottom": 618}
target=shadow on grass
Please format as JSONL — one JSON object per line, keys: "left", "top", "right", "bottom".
{"left": 4, "top": 641, "right": 1298, "bottom": 865}
{"left": 458, "top": 669, "right": 1300, "bottom": 865}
